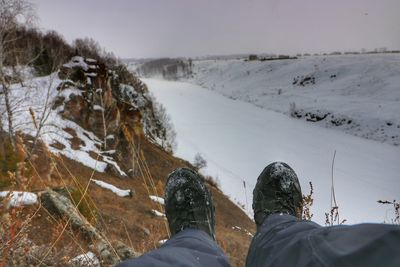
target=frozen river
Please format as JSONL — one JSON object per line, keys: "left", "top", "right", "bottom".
{"left": 144, "top": 78, "right": 400, "bottom": 225}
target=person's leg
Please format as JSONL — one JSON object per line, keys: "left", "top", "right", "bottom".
{"left": 248, "top": 213, "right": 400, "bottom": 267}
{"left": 247, "top": 162, "right": 320, "bottom": 266}
{"left": 247, "top": 162, "right": 400, "bottom": 267}
{"left": 117, "top": 168, "right": 231, "bottom": 267}
{"left": 118, "top": 228, "right": 230, "bottom": 267}
{"left": 247, "top": 213, "right": 322, "bottom": 266}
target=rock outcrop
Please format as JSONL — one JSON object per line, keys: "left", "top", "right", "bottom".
{"left": 55, "top": 56, "right": 175, "bottom": 177}
{"left": 40, "top": 189, "right": 140, "bottom": 264}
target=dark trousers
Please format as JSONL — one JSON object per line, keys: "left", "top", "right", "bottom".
{"left": 246, "top": 214, "right": 400, "bottom": 267}
{"left": 118, "top": 215, "right": 400, "bottom": 267}
{"left": 116, "top": 228, "right": 231, "bottom": 267}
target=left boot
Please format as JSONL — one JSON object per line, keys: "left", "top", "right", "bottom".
{"left": 164, "top": 168, "right": 216, "bottom": 239}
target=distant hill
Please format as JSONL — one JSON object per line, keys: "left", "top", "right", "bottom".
{"left": 186, "top": 54, "right": 400, "bottom": 147}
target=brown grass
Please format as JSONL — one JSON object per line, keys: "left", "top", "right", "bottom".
{"left": 0, "top": 133, "right": 255, "bottom": 266}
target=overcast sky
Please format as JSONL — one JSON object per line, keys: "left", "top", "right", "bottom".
{"left": 31, "top": 0, "right": 400, "bottom": 58}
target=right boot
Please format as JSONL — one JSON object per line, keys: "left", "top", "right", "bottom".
{"left": 252, "top": 162, "right": 303, "bottom": 227}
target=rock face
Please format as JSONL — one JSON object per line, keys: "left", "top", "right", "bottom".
{"left": 40, "top": 189, "right": 140, "bottom": 264}
{"left": 56, "top": 56, "right": 174, "bottom": 177}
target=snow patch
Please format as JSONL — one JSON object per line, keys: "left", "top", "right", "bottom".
{"left": 102, "top": 156, "right": 127, "bottom": 177}
{"left": 106, "top": 134, "right": 115, "bottom": 140}
{"left": 149, "top": 195, "right": 165, "bottom": 205}
{"left": 92, "top": 179, "right": 132, "bottom": 197}
{"left": 151, "top": 209, "right": 166, "bottom": 217}
{"left": 232, "top": 226, "right": 254, "bottom": 237}
{"left": 68, "top": 251, "right": 100, "bottom": 267}
{"left": 158, "top": 239, "right": 167, "bottom": 245}
{"left": 93, "top": 105, "right": 104, "bottom": 111}
{"left": 63, "top": 56, "right": 89, "bottom": 71}
{"left": 0, "top": 191, "right": 38, "bottom": 208}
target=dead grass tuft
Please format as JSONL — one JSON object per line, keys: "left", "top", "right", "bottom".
{"left": 301, "top": 181, "right": 314, "bottom": 220}
{"left": 378, "top": 199, "right": 400, "bottom": 224}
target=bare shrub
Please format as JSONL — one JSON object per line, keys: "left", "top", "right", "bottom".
{"left": 378, "top": 200, "right": 399, "bottom": 224}
{"left": 153, "top": 101, "right": 177, "bottom": 153}
{"left": 204, "top": 175, "right": 220, "bottom": 189}
{"left": 72, "top": 37, "right": 102, "bottom": 60}
{"left": 193, "top": 153, "right": 207, "bottom": 170}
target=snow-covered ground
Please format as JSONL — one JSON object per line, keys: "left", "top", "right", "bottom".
{"left": 187, "top": 54, "right": 400, "bottom": 147}
{"left": 0, "top": 73, "right": 126, "bottom": 176}
{"left": 143, "top": 78, "right": 400, "bottom": 225}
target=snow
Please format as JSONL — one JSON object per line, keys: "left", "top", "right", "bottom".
{"left": 0, "top": 74, "right": 125, "bottom": 176}
{"left": 106, "top": 134, "right": 115, "bottom": 140}
{"left": 47, "top": 117, "right": 109, "bottom": 173}
{"left": 186, "top": 54, "right": 400, "bottom": 147}
{"left": 0, "top": 191, "right": 38, "bottom": 208}
{"left": 232, "top": 226, "right": 254, "bottom": 237}
{"left": 159, "top": 239, "right": 167, "bottom": 245}
{"left": 144, "top": 78, "right": 400, "bottom": 225}
{"left": 149, "top": 195, "right": 165, "bottom": 205}
{"left": 86, "top": 72, "right": 97, "bottom": 77}
{"left": 102, "top": 149, "right": 116, "bottom": 154}
{"left": 102, "top": 156, "right": 127, "bottom": 176}
{"left": 119, "top": 83, "right": 145, "bottom": 108}
{"left": 63, "top": 56, "right": 89, "bottom": 71}
{"left": 93, "top": 105, "right": 104, "bottom": 111}
{"left": 2, "top": 66, "right": 35, "bottom": 80}
{"left": 92, "top": 179, "right": 132, "bottom": 197}
{"left": 68, "top": 251, "right": 100, "bottom": 267}
{"left": 151, "top": 209, "right": 166, "bottom": 217}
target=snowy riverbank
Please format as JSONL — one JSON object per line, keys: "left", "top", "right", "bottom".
{"left": 187, "top": 54, "right": 400, "bottom": 147}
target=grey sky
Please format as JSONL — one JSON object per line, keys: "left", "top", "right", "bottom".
{"left": 31, "top": 0, "right": 400, "bottom": 58}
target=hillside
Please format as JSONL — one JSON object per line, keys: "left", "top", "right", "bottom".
{"left": 186, "top": 54, "right": 400, "bottom": 147}
{"left": 0, "top": 57, "right": 254, "bottom": 266}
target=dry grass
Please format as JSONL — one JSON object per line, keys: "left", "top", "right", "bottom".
{"left": 301, "top": 181, "right": 314, "bottom": 220}
{"left": 378, "top": 200, "right": 400, "bottom": 224}
{"left": 0, "top": 132, "right": 255, "bottom": 266}
{"left": 324, "top": 150, "right": 346, "bottom": 226}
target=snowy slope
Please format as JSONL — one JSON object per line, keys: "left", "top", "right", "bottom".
{"left": 187, "top": 54, "right": 400, "bottom": 146}
{"left": 0, "top": 74, "right": 125, "bottom": 175}
{"left": 144, "top": 78, "right": 400, "bottom": 225}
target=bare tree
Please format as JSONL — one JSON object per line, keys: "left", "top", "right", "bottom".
{"left": 153, "top": 101, "right": 176, "bottom": 153}
{"left": 0, "top": 0, "right": 34, "bottom": 149}
{"left": 28, "top": 72, "right": 60, "bottom": 157}
{"left": 73, "top": 37, "right": 102, "bottom": 60}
